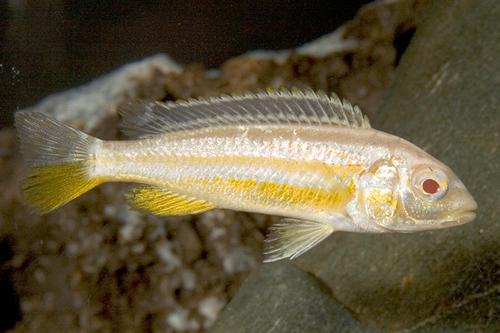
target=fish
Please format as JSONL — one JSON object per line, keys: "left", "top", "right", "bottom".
{"left": 15, "top": 89, "right": 477, "bottom": 262}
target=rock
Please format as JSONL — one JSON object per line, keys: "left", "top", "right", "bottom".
{"left": 166, "top": 308, "right": 200, "bottom": 331}
{"left": 198, "top": 296, "right": 225, "bottom": 328}
{"left": 296, "top": 0, "right": 500, "bottom": 332}
{"left": 209, "top": 262, "right": 377, "bottom": 333}
{"left": 244, "top": 26, "right": 358, "bottom": 62}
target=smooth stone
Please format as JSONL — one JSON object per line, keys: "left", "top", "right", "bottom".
{"left": 209, "top": 262, "right": 378, "bottom": 333}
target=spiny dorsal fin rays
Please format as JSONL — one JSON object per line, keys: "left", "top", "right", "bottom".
{"left": 120, "top": 88, "right": 371, "bottom": 139}
{"left": 263, "top": 218, "right": 335, "bottom": 262}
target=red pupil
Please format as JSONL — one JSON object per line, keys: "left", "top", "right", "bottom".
{"left": 422, "top": 179, "right": 440, "bottom": 194}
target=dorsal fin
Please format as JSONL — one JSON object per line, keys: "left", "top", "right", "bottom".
{"left": 120, "top": 89, "right": 371, "bottom": 138}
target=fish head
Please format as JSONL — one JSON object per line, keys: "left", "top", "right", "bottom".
{"left": 394, "top": 159, "right": 477, "bottom": 232}
{"left": 359, "top": 150, "right": 477, "bottom": 232}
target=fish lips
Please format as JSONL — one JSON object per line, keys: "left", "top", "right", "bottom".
{"left": 440, "top": 210, "right": 477, "bottom": 226}
{"left": 383, "top": 209, "right": 477, "bottom": 233}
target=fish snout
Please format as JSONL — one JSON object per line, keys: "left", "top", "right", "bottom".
{"left": 443, "top": 192, "right": 477, "bottom": 226}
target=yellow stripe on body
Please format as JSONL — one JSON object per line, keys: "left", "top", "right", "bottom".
{"left": 196, "top": 176, "right": 358, "bottom": 212}
{"left": 98, "top": 150, "right": 363, "bottom": 215}
{"left": 173, "top": 160, "right": 362, "bottom": 214}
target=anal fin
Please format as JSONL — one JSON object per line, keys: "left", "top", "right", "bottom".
{"left": 264, "top": 218, "right": 335, "bottom": 262}
{"left": 126, "top": 185, "right": 215, "bottom": 216}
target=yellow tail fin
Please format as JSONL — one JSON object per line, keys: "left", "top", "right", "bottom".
{"left": 15, "top": 111, "right": 102, "bottom": 213}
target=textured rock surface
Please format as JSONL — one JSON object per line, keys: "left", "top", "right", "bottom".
{"left": 296, "top": 0, "right": 500, "bottom": 332}
{"left": 209, "top": 262, "right": 377, "bottom": 333}
{"left": 0, "top": 1, "right": 429, "bottom": 332}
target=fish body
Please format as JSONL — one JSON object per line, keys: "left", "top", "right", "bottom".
{"left": 97, "top": 125, "right": 391, "bottom": 232}
{"left": 15, "top": 90, "right": 477, "bottom": 261}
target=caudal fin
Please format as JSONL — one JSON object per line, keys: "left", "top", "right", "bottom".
{"left": 15, "top": 111, "right": 102, "bottom": 213}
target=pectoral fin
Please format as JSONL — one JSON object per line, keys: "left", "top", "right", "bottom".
{"left": 126, "top": 185, "right": 215, "bottom": 216}
{"left": 264, "top": 218, "right": 335, "bottom": 262}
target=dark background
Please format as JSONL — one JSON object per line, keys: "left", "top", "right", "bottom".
{"left": 0, "top": 0, "right": 371, "bottom": 128}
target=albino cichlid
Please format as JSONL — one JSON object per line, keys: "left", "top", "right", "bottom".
{"left": 15, "top": 89, "right": 477, "bottom": 262}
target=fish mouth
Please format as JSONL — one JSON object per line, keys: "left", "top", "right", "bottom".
{"left": 386, "top": 209, "right": 477, "bottom": 233}
{"left": 439, "top": 195, "right": 478, "bottom": 227}
{"left": 440, "top": 210, "right": 476, "bottom": 226}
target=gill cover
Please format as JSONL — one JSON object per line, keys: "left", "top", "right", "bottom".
{"left": 358, "top": 159, "right": 399, "bottom": 227}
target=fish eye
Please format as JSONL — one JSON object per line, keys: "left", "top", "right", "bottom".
{"left": 422, "top": 178, "right": 440, "bottom": 194}
{"left": 412, "top": 167, "right": 448, "bottom": 200}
